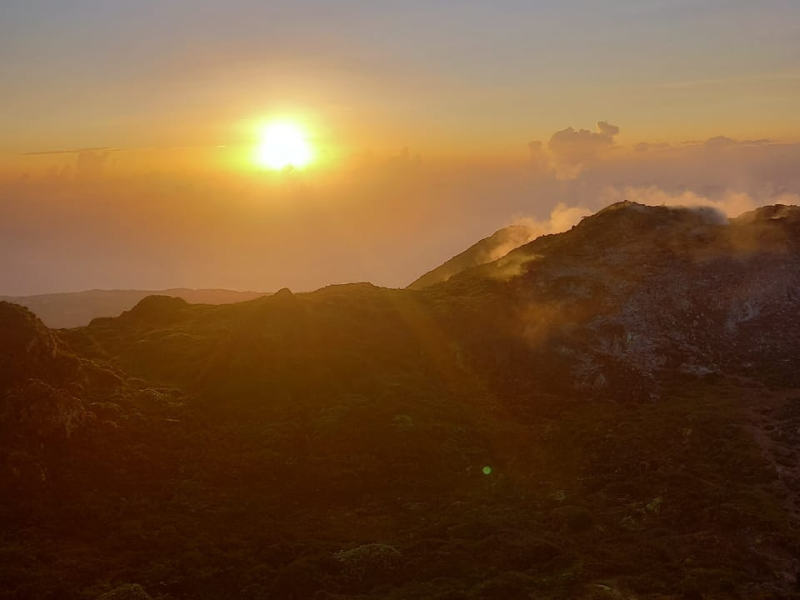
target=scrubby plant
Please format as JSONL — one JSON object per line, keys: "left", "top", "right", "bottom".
{"left": 96, "top": 583, "right": 152, "bottom": 600}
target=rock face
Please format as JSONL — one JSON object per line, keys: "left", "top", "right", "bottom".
{"left": 0, "top": 302, "right": 66, "bottom": 393}
{"left": 449, "top": 202, "right": 800, "bottom": 398}
{"left": 403, "top": 202, "right": 800, "bottom": 398}
{"left": 0, "top": 302, "right": 89, "bottom": 442}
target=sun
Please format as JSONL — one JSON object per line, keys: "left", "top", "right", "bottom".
{"left": 255, "top": 121, "right": 313, "bottom": 170}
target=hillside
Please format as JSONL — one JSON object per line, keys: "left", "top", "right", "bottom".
{"left": 0, "top": 288, "right": 270, "bottom": 329}
{"left": 407, "top": 224, "right": 536, "bottom": 290}
{"left": 3, "top": 202, "right": 800, "bottom": 600}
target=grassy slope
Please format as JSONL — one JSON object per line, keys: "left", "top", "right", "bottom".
{"left": 4, "top": 284, "right": 798, "bottom": 599}
{"left": 5, "top": 204, "right": 800, "bottom": 599}
{"left": 3, "top": 372, "right": 795, "bottom": 599}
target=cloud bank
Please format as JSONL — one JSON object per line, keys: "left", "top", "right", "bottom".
{"left": 1, "top": 123, "right": 799, "bottom": 295}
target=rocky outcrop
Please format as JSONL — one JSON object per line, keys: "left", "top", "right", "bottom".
{"left": 0, "top": 302, "right": 93, "bottom": 442}
{"left": 115, "top": 294, "right": 190, "bottom": 325}
{"left": 0, "top": 302, "right": 76, "bottom": 394}
{"left": 452, "top": 202, "right": 800, "bottom": 398}
{"left": 416, "top": 204, "right": 782, "bottom": 402}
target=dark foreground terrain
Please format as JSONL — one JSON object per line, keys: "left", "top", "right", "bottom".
{"left": 3, "top": 202, "right": 800, "bottom": 600}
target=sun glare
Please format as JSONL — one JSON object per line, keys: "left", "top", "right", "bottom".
{"left": 255, "top": 121, "right": 313, "bottom": 170}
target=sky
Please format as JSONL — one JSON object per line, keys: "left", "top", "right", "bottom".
{"left": 1, "top": 0, "right": 800, "bottom": 295}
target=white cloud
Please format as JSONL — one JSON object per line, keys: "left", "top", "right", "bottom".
{"left": 598, "top": 185, "right": 800, "bottom": 218}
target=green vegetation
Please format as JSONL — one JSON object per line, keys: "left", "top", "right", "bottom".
{"left": 3, "top": 203, "right": 800, "bottom": 599}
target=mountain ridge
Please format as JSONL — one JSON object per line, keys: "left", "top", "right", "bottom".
{"left": 407, "top": 224, "right": 540, "bottom": 290}
{"left": 0, "top": 288, "right": 271, "bottom": 329}
{"left": 4, "top": 201, "right": 800, "bottom": 599}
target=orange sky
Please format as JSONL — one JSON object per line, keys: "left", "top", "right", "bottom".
{"left": 1, "top": 1, "right": 800, "bottom": 295}
{"left": 2, "top": 1, "right": 799, "bottom": 162}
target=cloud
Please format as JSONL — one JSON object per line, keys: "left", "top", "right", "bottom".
{"left": 3, "top": 122, "right": 800, "bottom": 295}
{"left": 527, "top": 140, "right": 550, "bottom": 175}
{"left": 508, "top": 202, "right": 593, "bottom": 251}
{"left": 524, "top": 122, "right": 799, "bottom": 192}
{"left": 548, "top": 121, "right": 620, "bottom": 178}
{"left": 486, "top": 184, "right": 800, "bottom": 277}
{"left": 596, "top": 121, "right": 620, "bottom": 137}
{"left": 21, "top": 147, "right": 113, "bottom": 156}
{"left": 484, "top": 226, "right": 541, "bottom": 263}
{"left": 527, "top": 121, "right": 621, "bottom": 180}
{"left": 75, "top": 149, "right": 112, "bottom": 180}
{"left": 634, "top": 141, "right": 670, "bottom": 153}
{"left": 19, "top": 148, "right": 115, "bottom": 181}
{"left": 598, "top": 185, "right": 800, "bottom": 219}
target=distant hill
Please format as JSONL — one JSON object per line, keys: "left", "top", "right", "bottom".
{"left": 5, "top": 202, "right": 800, "bottom": 599}
{"left": 0, "top": 288, "right": 269, "bottom": 328}
{"left": 407, "top": 224, "right": 537, "bottom": 289}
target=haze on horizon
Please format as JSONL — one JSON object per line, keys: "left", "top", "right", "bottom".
{"left": 1, "top": 0, "right": 799, "bottom": 296}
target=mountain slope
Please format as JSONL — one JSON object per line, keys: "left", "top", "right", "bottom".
{"left": 407, "top": 224, "right": 538, "bottom": 290}
{"left": 4, "top": 202, "right": 800, "bottom": 600}
{"left": 453, "top": 201, "right": 800, "bottom": 393}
